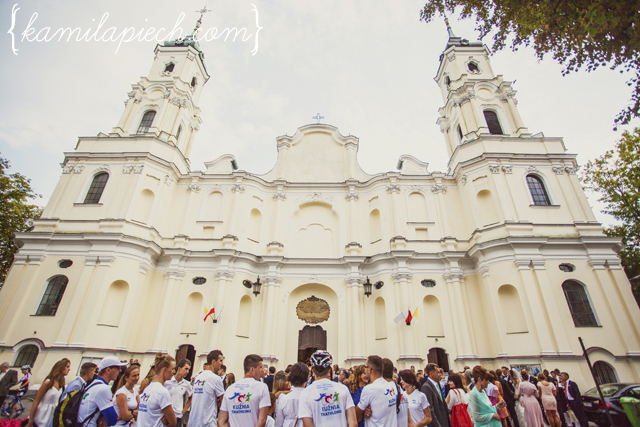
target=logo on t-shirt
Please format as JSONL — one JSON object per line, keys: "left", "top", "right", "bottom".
{"left": 228, "top": 392, "right": 252, "bottom": 414}
{"left": 400, "top": 394, "right": 407, "bottom": 404}
{"left": 315, "top": 392, "right": 342, "bottom": 417}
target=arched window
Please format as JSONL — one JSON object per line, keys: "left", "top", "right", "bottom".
{"left": 374, "top": 297, "right": 387, "bottom": 340}
{"left": 483, "top": 110, "right": 503, "bottom": 135}
{"left": 498, "top": 285, "right": 528, "bottom": 333}
{"left": 477, "top": 190, "right": 500, "bottom": 226}
{"left": 526, "top": 175, "right": 551, "bottom": 205}
{"left": 369, "top": 209, "right": 382, "bottom": 243}
{"left": 248, "top": 209, "right": 262, "bottom": 242}
{"left": 132, "top": 189, "right": 155, "bottom": 224}
{"left": 562, "top": 280, "right": 598, "bottom": 327}
{"left": 236, "top": 296, "right": 252, "bottom": 338}
{"left": 83, "top": 172, "right": 109, "bottom": 204}
{"left": 181, "top": 292, "right": 203, "bottom": 334}
{"left": 36, "top": 275, "right": 68, "bottom": 316}
{"left": 408, "top": 193, "right": 428, "bottom": 222}
{"left": 136, "top": 111, "right": 156, "bottom": 134}
{"left": 593, "top": 361, "right": 618, "bottom": 385}
{"left": 97, "top": 281, "right": 129, "bottom": 327}
{"left": 423, "top": 295, "right": 444, "bottom": 337}
{"left": 14, "top": 345, "right": 39, "bottom": 367}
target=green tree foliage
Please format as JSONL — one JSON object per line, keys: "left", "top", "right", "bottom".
{"left": 420, "top": 0, "right": 640, "bottom": 128}
{"left": 582, "top": 129, "right": 640, "bottom": 305}
{"left": 0, "top": 155, "right": 42, "bottom": 288}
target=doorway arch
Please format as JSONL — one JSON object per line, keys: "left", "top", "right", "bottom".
{"left": 427, "top": 347, "right": 450, "bottom": 372}
{"left": 298, "top": 325, "right": 327, "bottom": 363}
{"left": 175, "top": 344, "right": 196, "bottom": 380}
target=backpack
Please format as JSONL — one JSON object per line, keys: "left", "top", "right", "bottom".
{"left": 54, "top": 382, "right": 100, "bottom": 427}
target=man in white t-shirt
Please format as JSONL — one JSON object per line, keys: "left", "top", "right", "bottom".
{"left": 78, "top": 356, "right": 127, "bottom": 427}
{"left": 219, "top": 354, "right": 271, "bottom": 427}
{"left": 298, "top": 350, "right": 357, "bottom": 427}
{"left": 356, "top": 355, "right": 398, "bottom": 427}
{"left": 187, "top": 350, "right": 225, "bottom": 427}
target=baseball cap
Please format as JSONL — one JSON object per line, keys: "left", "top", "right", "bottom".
{"left": 97, "top": 356, "right": 127, "bottom": 372}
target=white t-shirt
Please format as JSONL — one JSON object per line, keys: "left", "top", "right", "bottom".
{"left": 298, "top": 378, "right": 355, "bottom": 427}
{"left": 77, "top": 379, "right": 114, "bottom": 427}
{"left": 407, "top": 389, "right": 430, "bottom": 424}
{"left": 357, "top": 378, "right": 397, "bottom": 427}
{"left": 137, "top": 382, "right": 172, "bottom": 427}
{"left": 188, "top": 370, "right": 225, "bottom": 427}
{"left": 114, "top": 386, "right": 139, "bottom": 427}
{"left": 220, "top": 378, "right": 271, "bottom": 427}
{"left": 164, "top": 376, "right": 193, "bottom": 418}
{"left": 265, "top": 415, "right": 275, "bottom": 427}
{"left": 397, "top": 390, "right": 410, "bottom": 427}
{"left": 275, "top": 387, "right": 304, "bottom": 427}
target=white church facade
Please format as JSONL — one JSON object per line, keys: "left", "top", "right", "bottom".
{"left": 1, "top": 24, "right": 639, "bottom": 388}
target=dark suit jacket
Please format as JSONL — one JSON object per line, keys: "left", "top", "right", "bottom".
{"left": 498, "top": 377, "right": 515, "bottom": 406}
{"left": 566, "top": 380, "right": 582, "bottom": 402}
{"left": 263, "top": 374, "right": 274, "bottom": 392}
{"left": 0, "top": 370, "right": 18, "bottom": 396}
{"left": 421, "top": 379, "right": 450, "bottom": 427}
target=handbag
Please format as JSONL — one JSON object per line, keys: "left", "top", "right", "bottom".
{"left": 450, "top": 390, "right": 473, "bottom": 427}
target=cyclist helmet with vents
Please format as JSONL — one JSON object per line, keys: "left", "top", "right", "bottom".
{"left": 21, "top": 365, "right": 31, "bottom": 370}
{"left": 310, "top": 350, "right": 332, "bottom": 369}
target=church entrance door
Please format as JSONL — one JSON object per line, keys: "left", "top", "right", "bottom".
{"left": 427, "top": 347, "right": 450, "bottom": 372}
{"left": 298, "top": 325, "right": 327, "bottom": 363}
{"left": 175, "top": 344, "right": 196, "bottom": 380}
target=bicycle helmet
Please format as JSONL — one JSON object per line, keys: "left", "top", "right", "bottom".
{"left": 309, "top": 350, "right": 332, "bottom": 369}
{"left": 21, "top": 365, "right": 30, "bottom": 370}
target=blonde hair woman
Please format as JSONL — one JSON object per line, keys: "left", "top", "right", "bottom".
{"left": 114, "top": 365, "right": 141, "bottom": 427}
{"left": 27, "top": 358, "right": 70, "bottom": 427}
{"left": 139, "top": 353, "right": 164, "bottom": 394}
{"left": 137, "top": 355, "right": 176, "bottom": 427}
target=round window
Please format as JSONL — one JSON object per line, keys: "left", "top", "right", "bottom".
{"left": 193, "top": 277, "right": 207, "bottom": 285}
{"left": 58, "top": 260, "right": 73, "bottom": 268}
{"left": 421, "top": 279, "right": 436, "bottom": 288}
{"left": 559, "top": 263, "right": 575, "bottom": 272}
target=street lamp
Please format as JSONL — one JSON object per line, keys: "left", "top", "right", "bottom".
{"left": 242, "top": 276, "right": 262, "bottom": 296}
{"left": 363, "top": 277, "right": 384, "bottom": 297}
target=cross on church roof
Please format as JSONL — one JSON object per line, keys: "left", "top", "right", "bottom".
{"left": 192, "top": 5, "right": 213, "bottom": 33}
{"left": 312, "top": 113, "right": 324, "bottom": 124}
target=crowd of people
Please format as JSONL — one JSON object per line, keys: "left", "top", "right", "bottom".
{"left": 1, "top": 351, "right": 592, "bottom": 427}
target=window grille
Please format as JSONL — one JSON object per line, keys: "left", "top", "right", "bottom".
{"left": 83, "top": 172, "right": 109, "bottom": 204}
{"left": 526, "top": 175, "right": 551, "bottom": 205}
{"left": 36, "top": 275, "right": 68, "bottom": 316}
{"left": 562, "top": 280, "right": 598, "bottom": 327}
{"left": 483, "top": 110, "right": 504, "bottom": 135}
{"left": 14, "top": 345, "right": 39, "bottom": 367}
{"left": 137, "top": 111, "right": 156, "bottom": 134}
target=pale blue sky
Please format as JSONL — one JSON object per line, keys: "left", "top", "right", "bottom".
{"left": 1, "top": 0, "right": 637, "bottom": 227}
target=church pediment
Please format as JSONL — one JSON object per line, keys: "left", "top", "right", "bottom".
{"left": 261, "top": 124, "right": 372, "bottom": 183}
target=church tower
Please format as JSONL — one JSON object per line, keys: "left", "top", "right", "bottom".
{"left": 110, "top": 24, "right": 210, "bottom": 159}
{"left": 434, "top": 19, "right": 529, "bottom": 162}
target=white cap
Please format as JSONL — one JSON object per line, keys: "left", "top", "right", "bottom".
{"left": 97, "top": 356, "right": 127, "bottom": 372}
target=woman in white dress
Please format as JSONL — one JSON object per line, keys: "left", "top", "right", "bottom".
{"left": 115, "top": 364, "right": 141, "bottom": 427}
{"left": 275, "top": 363, "right": 308, "bottom": 427}
{"left": 26, "top": 358, "right": 71, "bottom": 427}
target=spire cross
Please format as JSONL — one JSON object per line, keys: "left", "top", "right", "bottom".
{"left": 312, "top": 113, "right": 324, "bottom": 124}
{"left": 192, "top": 6, "right": 213, "bottom": 33}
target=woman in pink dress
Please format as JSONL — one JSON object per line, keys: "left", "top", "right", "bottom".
{"left": 537, "top": 372, "right": 561, "bottom": 427}
{"left": 515, "top": 369, "right": 544, "bottom": 427}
